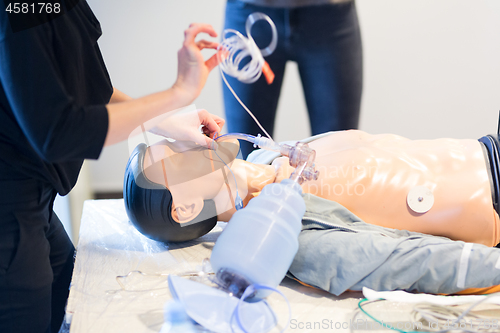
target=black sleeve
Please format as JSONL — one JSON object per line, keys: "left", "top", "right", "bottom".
{"left": 0, "top": 18, "right": 109, "bottom": 162}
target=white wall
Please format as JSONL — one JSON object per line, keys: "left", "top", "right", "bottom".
{"left": 85, "top": 0, "right": 500, "bottom": 193}
{"left": 358, "top": 0, "right": 500, "bottom": 140}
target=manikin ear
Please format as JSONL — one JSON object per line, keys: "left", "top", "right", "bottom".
{"left": 171, "top": 197, "right": 204, "bottom": 223}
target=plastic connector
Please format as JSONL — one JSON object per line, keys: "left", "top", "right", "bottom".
{"left": 235, "top": 195, "right": 244, "bottom": 210}
{"left": 253, "top": 134, "right": 281, "bottom": 152}
{"left": 286, "top": 142, "right": 319, "bottom": 185}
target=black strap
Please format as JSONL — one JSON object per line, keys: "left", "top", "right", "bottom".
{"left": 478, "top": 135, "right": 500, "bottom": 215}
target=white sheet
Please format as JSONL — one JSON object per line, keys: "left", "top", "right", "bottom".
{"left": 66, "top": 199, "right": 423, "bottom": 333}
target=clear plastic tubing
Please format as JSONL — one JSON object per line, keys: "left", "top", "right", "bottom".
{"left": 214, "top": 133, "right": 282, "bottom": 153}
{"left": 218, "top": 12, "right": 277, "bottom": 140}
{"left": 214, "top": 133, "right": 257, "bottom": 145}
{"left": 218, "top": 12, "right": 278, "bottom": 84}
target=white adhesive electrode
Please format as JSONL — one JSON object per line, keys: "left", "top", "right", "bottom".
{"left": 407, "top": 186, "right": 434, "bottom": 213}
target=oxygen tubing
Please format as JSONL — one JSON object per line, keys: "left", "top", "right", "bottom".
{"left": 214, "top": 133, "right": 282, "bottom": 153}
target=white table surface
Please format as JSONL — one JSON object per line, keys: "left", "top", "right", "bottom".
{"left": 66, "top": 199, "right": 425, "bottom": 333}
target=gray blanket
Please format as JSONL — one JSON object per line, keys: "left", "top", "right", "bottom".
{"left": 289, "top": 194, "right": 500, "bottom": 295}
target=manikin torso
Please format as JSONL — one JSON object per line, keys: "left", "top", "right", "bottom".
{"left": 143, "top": 130, "right": 500, "bottom": 247}
{"left": 272, "top": 130, "right": 500, "bottom": 247}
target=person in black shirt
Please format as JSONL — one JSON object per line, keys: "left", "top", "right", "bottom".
{"left": 0, "top": 1, "right": 224, "bottom": 332}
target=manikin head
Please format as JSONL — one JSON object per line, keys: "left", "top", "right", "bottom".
{"left": 143, "top": 139, "right": 243, "bottom": 221}
{"left": 123, "top": 139, "right": 275, "bottom": 242}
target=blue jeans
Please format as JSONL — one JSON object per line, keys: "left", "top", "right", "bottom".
{"left": 222, "top": 0, "right": 363, "bottom": 157}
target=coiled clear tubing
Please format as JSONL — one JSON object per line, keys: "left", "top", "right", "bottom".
{"left": 218, "top": 12, "right": 278, "bottom": 84}
{"left": 218, "top": 12, "right": 278, "bottom": 140}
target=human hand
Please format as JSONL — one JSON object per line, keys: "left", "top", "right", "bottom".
{"left": 149, "top": 109, "right": 225, "bottom": 149}
{"left": 173, "top": 23, "right": 221, "bottom": 104}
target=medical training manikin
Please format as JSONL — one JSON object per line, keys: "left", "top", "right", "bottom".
{"left": 124, "top": 130, "right": 500, "bottom": 297}
{"left": 121, "top": 11, "right": 500, "bottom": 331}
{"left": 128, "top": 130, "right": 500, "bottom": 245}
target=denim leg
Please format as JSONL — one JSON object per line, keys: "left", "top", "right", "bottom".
{"left": 293, "top": 2, "right": 363, "bottom": 134}
{"left": 222, "top": 0, "right": 363, "bottom": 155}
{"left": 222, "top": 1, "right": 288, "bottom": 157}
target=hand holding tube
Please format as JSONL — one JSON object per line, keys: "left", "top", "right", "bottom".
{"left": 173, "top": 23, "right": 222, "bottom": 105}
{"left": 149, "top": 109, "right": 224, "bottom": 149}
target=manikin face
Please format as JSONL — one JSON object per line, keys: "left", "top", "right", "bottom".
{"left": 142, "top": 139, "right": 246, "bottom": 222}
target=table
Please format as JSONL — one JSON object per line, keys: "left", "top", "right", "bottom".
{"left": 66, "top": 199, "right": 421, "bottom": 333}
